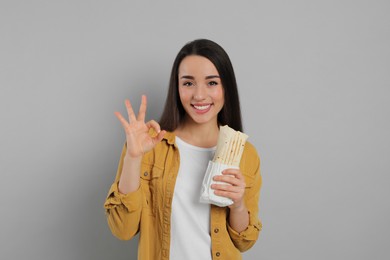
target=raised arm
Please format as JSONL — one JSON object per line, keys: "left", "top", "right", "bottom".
{"left": 104, "top": 95, "right": 165, "bottom": 240}
{"left": 114, "top": 95, "right": 166, "bottom": 194}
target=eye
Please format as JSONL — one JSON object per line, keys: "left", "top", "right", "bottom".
{"left": 208, "top": 81, "right": 218, "bottom": 86}
{"left": 183, "top": 81, "right": 193, "bottom": 87}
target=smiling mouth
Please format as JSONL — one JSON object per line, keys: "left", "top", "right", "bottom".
{"left": 192, "top": 104, "right": 212, "bottom": 111}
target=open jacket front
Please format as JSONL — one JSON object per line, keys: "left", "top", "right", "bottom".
{"left": 104, "top": 131, "right": 262, "bottom": 260}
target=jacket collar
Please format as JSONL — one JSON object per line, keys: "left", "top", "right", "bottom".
{"left": 162, "top": 131, "right": 176, "bottom": 146}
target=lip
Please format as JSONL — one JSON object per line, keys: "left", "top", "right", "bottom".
{"left": 191, "top": 103, "right": 213, "bottom": 114}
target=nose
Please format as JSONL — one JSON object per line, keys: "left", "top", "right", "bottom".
{"left": 194, "top": 85, "right": 207, "bottom": 100}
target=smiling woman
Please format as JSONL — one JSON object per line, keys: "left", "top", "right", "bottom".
{"left": 104, "top": 39, "right": 262, "bottom": 260}
{"left": 159, "top": 39, "right": 243, "bottom": 134}
{"left": 177, "top": 55, "right": 225, "bottom": 131}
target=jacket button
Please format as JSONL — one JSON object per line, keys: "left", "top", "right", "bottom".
{"left": 214, "top": 228, "right": 219, "bottom": 233}
{"left": 216, "top": 252, "right": 220, "bottom": 257}
{"left": 143, "top": 172, "right": 148, "bottom": 176}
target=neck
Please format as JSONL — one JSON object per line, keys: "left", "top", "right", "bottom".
{"left": 175, "top": 119, "right": 220, "bottom": 148}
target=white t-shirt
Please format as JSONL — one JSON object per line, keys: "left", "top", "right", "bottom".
{"left": 169, "top": 137, "right": 216, "bottom": 260}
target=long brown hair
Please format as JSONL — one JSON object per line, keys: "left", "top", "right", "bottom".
{"left": 159, "top": 39, "right": 243, "bottom": 132}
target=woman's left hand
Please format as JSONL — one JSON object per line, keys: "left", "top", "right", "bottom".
{"left": 211, "top": 169, "right": 246, "bottom": 209}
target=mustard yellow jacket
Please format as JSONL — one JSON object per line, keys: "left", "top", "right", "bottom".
{"left": 104, "top": 131, "right": 262, "bottom": 260}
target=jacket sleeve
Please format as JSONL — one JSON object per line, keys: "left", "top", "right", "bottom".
{"left": 227, "top": 143, "right": 263, "bottom": 252}
{"left": 104, "top": 143, "right": 143, "bottom": 240}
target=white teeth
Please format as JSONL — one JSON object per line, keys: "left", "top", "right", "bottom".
{"left": 194, "top": 105, "right": 211, "bottom": 110}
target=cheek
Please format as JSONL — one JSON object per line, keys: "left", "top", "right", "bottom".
{"left": 178, "top": 88, "right": 191, "bottom": 102}
{"left": 212, "top": 87, "right": 224, "bottom": 102}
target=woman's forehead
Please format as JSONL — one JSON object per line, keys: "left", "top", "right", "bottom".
{"left": 178, "top": 55, "right": 219, "bottom": 77}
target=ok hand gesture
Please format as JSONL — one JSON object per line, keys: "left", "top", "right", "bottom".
{"left": 115, "top": 95, "right": 166, "bottom": 159}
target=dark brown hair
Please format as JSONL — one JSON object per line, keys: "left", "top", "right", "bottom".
{"left": 159, "top": 39, "right": 243, "bottom": 132}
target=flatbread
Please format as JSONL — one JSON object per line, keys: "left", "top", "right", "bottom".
{"left": 213, "top": 125, "right": 248, "bottom": 166}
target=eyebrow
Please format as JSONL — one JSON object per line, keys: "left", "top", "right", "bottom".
{"left": 180, "top": 75, "right": 220, "bottom": 80}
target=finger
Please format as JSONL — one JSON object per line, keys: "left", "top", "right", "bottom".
{"left": 146, "top": 120, "right": 161, "bottom": 133}
{"left": 213, "top": 176, "right": 245, "bottom": 187}
{"left": 125, "top": 99, "right": 137, "bottom": 122}
{"left": 213, "top": 176, "right": 243, "bottom": 187}
{"left": 114, "top": 111, "right": 130, "bottom": 130}
{"left": 150, "top": 130, "right": 166, "bottom": 146}
{"left": 137, "top": 95, "right": 147, "bottom": 121}
{"left": 153, "top": 130, "right": 166, "bottom": 144}
{"left": 213, "top": 190, "right": 242, "bottom": 201}
{"left": 222, "top": 169, "right": 244, "bottom": 179}
{"left": 213, "top": 184, "right": 244, "bottom": 195}
{"left": 212, "top": 183, "right": 239, "bottom": 192}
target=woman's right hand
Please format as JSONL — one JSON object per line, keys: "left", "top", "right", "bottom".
{"left": 115, "top": 95, "right": 166, "bottom": 159}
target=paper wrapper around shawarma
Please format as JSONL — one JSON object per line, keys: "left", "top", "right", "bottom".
{"left": 200, "top": 125, "right": 248, "bottom": 207}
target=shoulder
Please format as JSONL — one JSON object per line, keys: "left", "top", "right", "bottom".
{"left": 242, "top": 141, "right": 260, "bottom": 161}
{"left": 240, "top": 141, "right": 260, "bottom": 175}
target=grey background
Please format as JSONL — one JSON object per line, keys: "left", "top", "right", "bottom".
{"left": 1, "top": 0, "right": 389, "bottom": 259}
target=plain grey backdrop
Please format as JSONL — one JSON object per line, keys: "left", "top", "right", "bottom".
{"left": 1, "top": 0, "right": 389, "bottom": 259}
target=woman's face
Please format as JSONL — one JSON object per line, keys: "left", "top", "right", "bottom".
{"left": 178, "top": 55, "right": 224, "bottom": 127}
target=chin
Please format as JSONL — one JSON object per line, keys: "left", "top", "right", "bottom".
{"left": 191, "top": 116, "right": 218, "bottom": 126}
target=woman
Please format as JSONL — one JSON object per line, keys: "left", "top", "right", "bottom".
{"left": 104, "top": 39, "right": 262, "bottom": 260}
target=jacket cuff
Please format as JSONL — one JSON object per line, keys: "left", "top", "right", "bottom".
{"left": 227, "top": 211, "right": 262, "bottom": 241}
{"left": 104, "top": 182, "right": 142, "bottom": 213}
